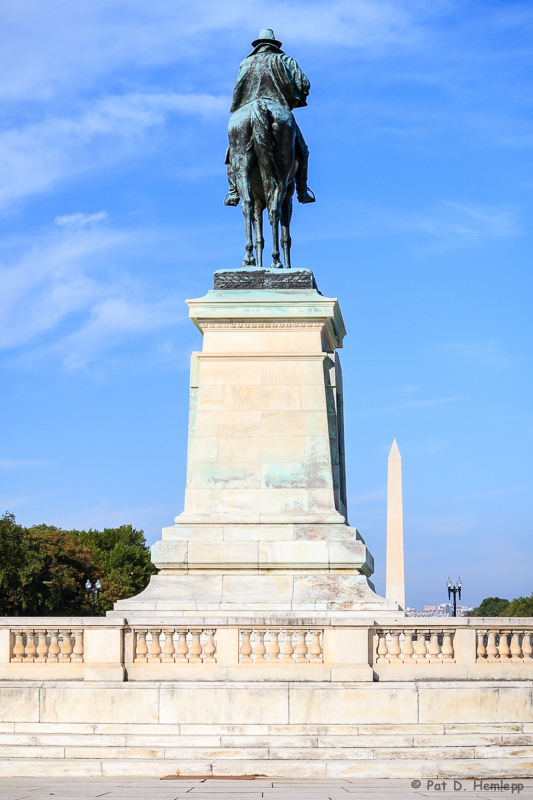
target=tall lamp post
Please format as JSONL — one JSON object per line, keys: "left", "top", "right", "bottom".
{"left": 85, "top": 579, "right": 102, "bottom": 616}
{"left": 447, "top": 577, "right": 462, "bottom": 617}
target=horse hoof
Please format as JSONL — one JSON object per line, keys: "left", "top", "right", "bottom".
{"left": 242, "top": 259, "right": 256, "bottom": 268}
{"left": 271, "top": 261, "right": 283, "bottom": 269}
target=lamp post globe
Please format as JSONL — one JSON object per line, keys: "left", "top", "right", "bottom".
{"left": 85, "top": 579, "right": 102, "bottom": 616}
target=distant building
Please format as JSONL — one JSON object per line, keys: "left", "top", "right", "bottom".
{"left": 405, "top": 602, "right": 473, "bottom": 618}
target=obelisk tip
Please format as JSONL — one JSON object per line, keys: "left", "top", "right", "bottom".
{"left": 389, "top": 438, "right": 401, "bottom": 457}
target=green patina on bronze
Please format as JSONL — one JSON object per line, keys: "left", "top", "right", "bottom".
{"left": 224, "top": 29, "right": 315, "bottom": 270}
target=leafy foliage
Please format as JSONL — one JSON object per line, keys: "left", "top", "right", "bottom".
{"left": 69, "top": 524, "right": 157, "bottom": 610}
{"left": 504, "top": 594, "right": 533, "bottom": 617}
{"left": 471, "top": 596, "right": 510, "bottom": 617}
{"left": 0, "top": 513, "right": 156, "bottom": 616}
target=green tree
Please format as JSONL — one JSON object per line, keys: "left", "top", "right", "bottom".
{"left": 0, "top": 513, "right": 156, "bottom": 616}
{"left": 471, "top": 596, "right": 510, "bottom": 617}
{"left": 68, "top": 524, "right": 157, "bottom": 612}
{"left": 0, "top": 513, "right": 99, "bottom": 615}
{"left": 504, "top": 594, "right": 533, "bottom": 617}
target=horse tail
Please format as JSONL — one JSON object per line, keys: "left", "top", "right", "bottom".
{"left": 250, "top": 100, "right": 282, "bottom": 209}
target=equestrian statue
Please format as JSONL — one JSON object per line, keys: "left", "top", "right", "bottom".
{"left": 224, "top": 29, "right": 315, "bottom": 269}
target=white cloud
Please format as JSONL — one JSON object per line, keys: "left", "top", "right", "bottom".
{"left": 0, "top": 92, "right": 228, "bottom": 210}
{"left": 415, "top": 513, "right": 477, "bottom": 535}
{"left": 51, "top": 295, "right": 181, "bottom": 371}
{"left": 0, "top": 223, "right": 185, "bottom": 368}
{"left": 354, "top": 396, "right": 460, "bottom": 417}
{"left": 0, "top": 460, "right": 54, "bottom": 468}
{"left": 351, "top": 487, "right": 387, "bottom": 503}
{"left": 435, "top": 340, "right": 519, "bottom": 369}
{"left": 0, "top": 1, "right": 421, "bottom": 101}
{"left": 55, "top": 211, "right": 108, "bottom": 227}
{"left": 305, "top": 199, "right": 524, "bottom": 249}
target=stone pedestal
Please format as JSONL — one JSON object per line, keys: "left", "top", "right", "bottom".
{"left": 113, "top": 268, "right": 399, "bottom": 617}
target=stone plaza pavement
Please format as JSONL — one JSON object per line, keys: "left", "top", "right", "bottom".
{"left": 0, "top": 778, "right": 532, "bottom": 799}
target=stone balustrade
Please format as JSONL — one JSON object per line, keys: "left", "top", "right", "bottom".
{"left": 10, "top": 627, "right": 84, "bottom": 663}
{"left": 375, "top": 627, "right": 455, "bottom": 664}
{"left": 476, "top": 628, "right": 533, "bottom": 663}
{"left": 2, "top": 618, "right": 533, "bottom": 681}
{"left": 238, "top": 628, "right": 324, "bottom": 664}
{"left": 132, "top": 628, "right": 217, "bottom": 663}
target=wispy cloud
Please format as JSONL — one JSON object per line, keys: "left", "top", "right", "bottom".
{"left": 434, "top": 340, "right": 522, "bottom": 369}
{"left": 0, "top": 1, "right": 421, "bottom": 101}
{"left": 452, "top": 487, "right": 526, "bottom": 501}
{"left": 354, "top": 396, "right": 460, "bottom": 417}
{"left": 55, "top": 211, "right": 108, "bottom": 227}
{"left": 0, "top": 92, "right": 228, "bottom": 210}
{"left": 0, "top": 223, "right": 185, "bottom": 368}
{"left": 351, "top": 487, "right": 387, "bottom": 503}
{"left": 416, "top": 513, "right": 477, "bottom": 535}
{"left": 0, "top": 460, "right": 54, "bottom": 468}
{"left": 305, "top": 199, "right": 524, "bottom": 249}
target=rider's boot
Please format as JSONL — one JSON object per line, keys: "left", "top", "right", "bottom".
{"left": 224, "top": 168, "right": 240, "bottom": 207}
{"left": 296, "top": 162, "right": 316, "bottom": 205}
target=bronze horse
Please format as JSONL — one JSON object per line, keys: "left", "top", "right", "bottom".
{"left": 227, "top": 98, "right": 299, "bottom": 270}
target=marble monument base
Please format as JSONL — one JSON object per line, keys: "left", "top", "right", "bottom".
{"left": 113, "top": 269, "right": 400, "bottom": 618}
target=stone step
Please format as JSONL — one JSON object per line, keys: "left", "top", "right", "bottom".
{"left": 0, "top": 742, "right": 532, "bottom": 760}
{"left": 1, "top": 731, "right": 532, "bottom": 748}
{"left": 1, "top": 757, "right": 533, "bottom": 779}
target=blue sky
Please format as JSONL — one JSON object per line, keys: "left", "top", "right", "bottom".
{"left": 0, "top": 0, "right": 531, "bottom": 610}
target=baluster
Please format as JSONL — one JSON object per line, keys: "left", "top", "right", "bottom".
{"left": 188, "top": 630, "right": 203, "bottom": 663}
{"left": 47, "top": 630, "right": 60, "bottom": 663}
{"left": 441, "top": 631, "right": 454, "bottom": 662}
{"left": 498, "top": 630, "right": 510, "bottom": 662}
{"left": 476, "top": 630, "right": 487, "bottom": 662}
{"left": 376, "top": 630, "right": 389, "bottom": 662}
{"left": 522, "top": 631, "right": 533, "bottom": 662}
{"left": 254, "top": 630, "right": 267, "bottom": 663}
{"left": 402, "top": 630, "right": 415, "bottom": 662}
{"left": 282, "top": 630, "right": 295, "bottom": 664}
{"left": 35, "top": 631, "right": 49, "bottom": 663}
{"left": 162, "top": 630, "right": 176, "bottom": 663}
{"left": 415, "top": 630, "right": 428, "bottom": 662}
{"left": 60, "top": 630, "right": 73, "bottom": 663}
{"left": 149, "top": 629, "right": 162, "bottom": 663}
{"left": 268, "top": 629, "right": 281, "bottom": 664}
{"left": 510, "top": 631, "right": 522, "bottom": 663}
{"left": 175, "top": 630, "right": 189, "bottom": 663}
{"left": 203, "top": 630, "right": 216, "bottom": 663}
{"left": 11, "top": 630, "right": 24, "bottom": 662}
{"left": 134, "top": 630, "right": 148, "bottom": 663}
{"left": 73, "top": 630, "right": 84, "bottom": 662}
{"left": 309, "top": 630, "right": 322, "bottom": 663}
{"left": 295, "top": 630, "right": 309, "bottom": 664}
{"left": 428, "top": 630, "right": 441, "bottom": 663}
{"left": 240, "top": 629, "right": 253, "bottom": 663}
{"left": 389, "top": 630, "right": 401, "bottom": 663}
{"left": 486, "top": 630, "right": 499, "bottom": 662}
{"left": 24, "top": 630, "right": 36, "bottom": 662}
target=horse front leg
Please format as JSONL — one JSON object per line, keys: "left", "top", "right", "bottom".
{"left": 253, "top": 200, "right": 264, "bottom": 269}
{"left": 280, "top": 195, "right": 293, "bottom": 269}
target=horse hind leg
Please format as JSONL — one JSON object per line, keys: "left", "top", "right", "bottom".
{"left": 269, "top": 188, "right": 284, "bottom": 269}
{"left": 280, "top": 195, "right": 293, "bottom": 269}
{"left": 253, "top": 200, "right": 264, "bottom": 268}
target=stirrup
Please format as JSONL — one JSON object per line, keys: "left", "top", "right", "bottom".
{"left": 297, "top": 188, "right": 316, "bottom": 204}
{"left": 224, "top": 192, "right": 240, "bottom": 207}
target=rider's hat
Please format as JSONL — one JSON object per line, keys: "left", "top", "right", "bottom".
{"left": 251, "top": 29, "right": 283, "bottom": 49}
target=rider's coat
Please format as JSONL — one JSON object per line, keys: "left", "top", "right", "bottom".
{"left": 230, "top": 47, "right": 310, "bottom": 113}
